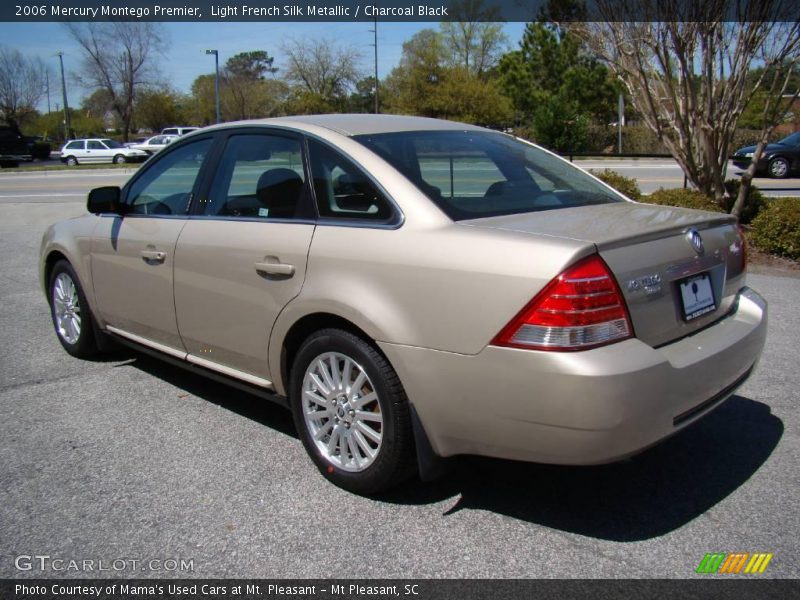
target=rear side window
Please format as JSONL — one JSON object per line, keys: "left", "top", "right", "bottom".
{"left": 65, "top": 141, "right": 84, "bottom": 150}
{"left": 126, "top": 138, "right": 212, "bottom": 215}
{"left": 355, "top": 131, "right": 624, "bottom": 221}
{"left": 307, "top": 139, "right": 394, "bottom": 222}
{"left": 204, "top": 134, "right": 306, "bottom": 219}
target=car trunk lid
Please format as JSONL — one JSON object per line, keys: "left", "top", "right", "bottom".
{"left": 461, "top": 202, "right": 746, "bottom": 348}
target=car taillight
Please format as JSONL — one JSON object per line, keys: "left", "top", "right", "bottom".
{"left": 491, "top": 254, "right": 633, "bottom": 351}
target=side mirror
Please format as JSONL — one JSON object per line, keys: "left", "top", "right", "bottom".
{"left": 87, "top": 186, "right": 123, "bottom": 214}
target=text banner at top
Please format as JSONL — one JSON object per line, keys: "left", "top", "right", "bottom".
{"left": 3, "top": 0, "right": 800, "bottom": 22}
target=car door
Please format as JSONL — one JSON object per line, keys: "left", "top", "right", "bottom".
{"left": 91, "top": 136, "right": 216, "bottom": 352}
{"left": 85, "top": 139, "right": 111, "bottom": 163}
{"left": 62, "top": 140, "right": 85, "bottom": 160}
{"left": 173, "top": 130, "right": 315, "bottom": 384}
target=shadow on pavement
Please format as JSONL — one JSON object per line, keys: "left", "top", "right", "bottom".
{"left": 381, "top": 395, "right": 782, "bottom": 542}
{"left": 117, "top": 351, "right": 297, "bottom": 439}
{"left": 115, "top": 348, "right": 782, "bottom": 542}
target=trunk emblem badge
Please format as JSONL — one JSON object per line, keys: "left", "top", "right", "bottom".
{"left": 686, "top": 228, "right": 704, "bottom": 255}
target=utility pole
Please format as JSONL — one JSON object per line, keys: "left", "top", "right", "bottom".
{"left": 205, "top": 49, "right": 221, "bottom": 124}
{"left": 369, "top": 17, "right": 379, "bottom": 113}
{"left": 56, "top": 52, "right": 71, "bottom": 140}
{"left": 46, "top": 70, "right": 51, "bottom": 114}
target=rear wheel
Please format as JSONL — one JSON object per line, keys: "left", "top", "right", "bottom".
{"left": 113, "top": 154, "right": 126, "bottom": 164}
{"left": 49, "top": 260, "right": 99, "bottom": 358}
{"left": 768, "top": 156, "right": 789, "bottom": 179}
{"left": 290, "top": 328, "right": 415, "bottom": 494}
{"left": 65, "top": 156, "right": 78, "bottom": 166}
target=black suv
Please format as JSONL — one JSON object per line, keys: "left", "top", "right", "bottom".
{"left": 0, "top": 126, "right": 32, "bottom": 167}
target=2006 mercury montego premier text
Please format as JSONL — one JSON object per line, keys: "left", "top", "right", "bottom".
{"left": 40, "top": 115, "right": 767, "bottom": 494}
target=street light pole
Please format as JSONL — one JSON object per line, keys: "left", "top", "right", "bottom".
{"left": 369, "top": 17, "right": 379, "bottom": 114}
{"left": 56, "top": 52, "right": 71, "bottom": 140}
{"left": 205, "top": 49, "right": 220, "bottom": 124}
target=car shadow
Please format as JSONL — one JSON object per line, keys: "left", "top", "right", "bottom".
{"left": 380, "top": 395, "right": 782, "bottom": 542}
{"left": 114, "top": 350, "right": 297, "bottom": 439}
{"left": 108, "top": 350, "right": 782, "bottom": 542}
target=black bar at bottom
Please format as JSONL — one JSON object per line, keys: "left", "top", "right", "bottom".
{"left": 2, "top": 579, "right": 798, "bottom": 600}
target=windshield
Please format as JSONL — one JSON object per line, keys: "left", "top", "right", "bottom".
{"left": 778, "top": 132, "right": 800, "bottom": 146}
{"left": 101, "top": 139, "right": 124, "bottom": 149}
{"left": 353, "top": 130, "right": 625, "bottom": 221}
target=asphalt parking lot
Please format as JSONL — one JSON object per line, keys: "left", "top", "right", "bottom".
{"left": 0, "top": 173, "right": 798, "bottom": 579}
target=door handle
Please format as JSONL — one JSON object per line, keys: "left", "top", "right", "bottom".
{"left": 254, "top": 261, "right": 295, "bottom": 277}
{"left": 140, "top": 250, "right": 166, "bottom": 263}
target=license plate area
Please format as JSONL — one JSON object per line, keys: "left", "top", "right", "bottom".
{"left": 679, "top": 273, "right": 716, "bottom": 321}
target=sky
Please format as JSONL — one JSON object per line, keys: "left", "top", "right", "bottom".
{"left": 0, "top": 21, "right": 528, "bottom": 111}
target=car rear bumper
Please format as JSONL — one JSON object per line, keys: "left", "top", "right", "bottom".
{"left": 379, "top": 287, "right": 767, "bottom": 465}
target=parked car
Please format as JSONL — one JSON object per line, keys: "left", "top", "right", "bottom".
{"left": 22, "top": 136, "right": 52, "bottom": 161}
{"left": 60, "top": 138, "right": 148, "bottom": 165}
{"left": 128, "top": 134, "right": 179, "bottom": 156}
{"left": 161, "top": 126, "right": 200, "bottom": 136}
{"left": 40, "top": 115, "right": 767, "bottom": 494}
{"left": 0, "top": 125, "right": 31, "bottom": 167}
{"left": 732, "top": 131, "right": 800, "bottom": 178}
{"left": 124, "top": 137, "right": 148, "bottom": 148}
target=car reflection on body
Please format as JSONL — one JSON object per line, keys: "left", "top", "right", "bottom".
{"left": 40, "top": 115, "right": 767, "bottom": 494}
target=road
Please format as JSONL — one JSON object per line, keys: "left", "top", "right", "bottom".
{"left": 6, "top": 158, "right": 799, "bottom": 198}
{"left": 0, "top": 172, "right": 798, "bottom": 579}
{"left": 574, "top": 158, "right": 800, "bottom": 197}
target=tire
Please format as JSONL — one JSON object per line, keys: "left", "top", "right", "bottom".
{"left": 113, "top": 154, "right": 126, "bottom": 164}
{"left": 290, "top": 328, "right": 416, "bottom": 494}
{"left": 65, "top": 156, "right": 78, "bottom": 166}
{"left": 48, "top": 260, "right": 100, "bottom": 358}
{"left": 768, "top": 156, "right": 789, "bottom": 179}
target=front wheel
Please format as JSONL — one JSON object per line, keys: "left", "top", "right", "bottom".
{"left": 49, "top": 260, "right": 99, "bottom": 358}
{"left": 768, "top": 156, "right": 789, "bottom": 179}
{"left": 290, "top": 328, "right": 415, "bottom": 494}
{"left": 113, "top": 154, "right": 127, "bottom": 164}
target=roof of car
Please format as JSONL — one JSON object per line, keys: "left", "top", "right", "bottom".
{"left": 208, "top": 114, "right": 486, "bottom": 137}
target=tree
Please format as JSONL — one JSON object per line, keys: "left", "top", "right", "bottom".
{"left": 439, "top": 0, "right": 508, "bottom": 76}
{"left": 383, "top": 29, "right": 513, "bottom": 125}
{"left": 499, "top": 21, "right": 617, "bottom": 123}
{"left": 222, "top": 51, "right": 284, "bottom": 120}
{"left": 65, "top": 22, "right": 168, "bottom": 141}
{"left": 579, "top": 0, "right": 800, "bottom": 218}
{"left": 135, "top": 88, "right": 187, "bottom": 132}
{"left": 282, "top": 39, "right": 362, "bottom": 107}
{"left": 0, "top": 46, "right": 49, "bottom": 128}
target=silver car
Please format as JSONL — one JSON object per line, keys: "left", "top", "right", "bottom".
{"left": 40, "top": 115, "right": 767, "bottom": 494}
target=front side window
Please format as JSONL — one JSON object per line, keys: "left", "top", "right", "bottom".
{"left": 204, "top": 134, "right": 306, "bottom": 219}
{"left": 125, "top": 138, "right": 212, "bottom": 215}
{"left": 87, "top": 140, "right": 105, "bottom": 150}
{"left": 307, "top": 139, "right": 394, "bottom": 222}
{"left": 102, "top": 139, "right": 124, "bottom": 149}
{"left": 354, "top": 130, "right": 624, "bottom": 221}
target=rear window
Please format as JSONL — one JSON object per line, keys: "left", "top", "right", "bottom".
{"left": 353, "top": 130, "right": 625, "bottom": 221}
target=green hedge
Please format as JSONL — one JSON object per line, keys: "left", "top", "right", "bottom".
{"left": 592, "top": 169, "right": 642, "bottom": 201}
{"left": 750, "top": 198, "right": 800, "bottom": 260}
{"left": 722, "top": 179, "right": 767, "bottom": 225}
{"left": 642, "top": 188, "right": 724, "bottom": 212}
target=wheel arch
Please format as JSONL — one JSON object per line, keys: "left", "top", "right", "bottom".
{"left": 276, "top": 311, "right": 384, "bottom": 398}
{"left": 43, "top": 249, "right": 70, "bottom": 297}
